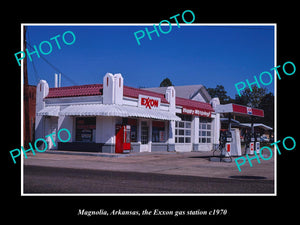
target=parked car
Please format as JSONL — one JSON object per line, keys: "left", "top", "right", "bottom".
{"left": 260, "top": 136, "right": 269, "bottom": 142}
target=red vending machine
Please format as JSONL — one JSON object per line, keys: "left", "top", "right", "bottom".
{"left": 115, "top": 125, "right": 131, "bottom": 154}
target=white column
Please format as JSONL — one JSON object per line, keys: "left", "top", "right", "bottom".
{"left": 137, "top": 119, "right": 142, "bottom": 144}
{"left": 210, "top": 97, "right": 221, "bottom": 148}
{"left": 103, "top": 73, "right": 115, "bottom": 104}
{"left": 114, "top": 73, "right": 123, "bottom": 105}
{"left": 165, "top": 121, "right": 168, "bottom": 143}
{"left": 149, "top": 120, "right": 152, "bottom": 152}
{"left": 168, "top": 120, "right": 175, "bottom": 144}
{"left": 213, "top": 113, "right": 220, "bottom": 145}
{"left": 193, "top": 116, "right": 199, "bottom": 145}
{"left": 57, "top": 115, "right": 74, "bottom": 142}
{"left": 35, "top": 80, "right": 49, "bottom": 140}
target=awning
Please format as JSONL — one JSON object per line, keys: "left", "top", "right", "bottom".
{"left": 240, "top": 123, "right": 273, "bottom": 131}
{"left": 215, "top": 103, "right": 264, "bottom": 117}
{"left": 58, "top": 104, "right": 181, "bottom": 121}
{"left": 36, "top": 106, "right": 60, "bottom": 116}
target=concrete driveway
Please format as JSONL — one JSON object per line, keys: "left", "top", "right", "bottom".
{"left": 23, "top": 150, "right": 275, "bottom": 180}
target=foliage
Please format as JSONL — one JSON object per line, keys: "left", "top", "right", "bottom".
{"left": 208, "top": 85, "right": 274, "bottom": 128}
{"left": 207, "top": 85, "right": 233, "bottom": 104}
{"left": 159, "top": 78, "right": 173, "bottom": 87}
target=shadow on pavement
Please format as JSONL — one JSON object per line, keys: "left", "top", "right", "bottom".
{"left": 229, "top": 175, "right": 267, "bottom": 180}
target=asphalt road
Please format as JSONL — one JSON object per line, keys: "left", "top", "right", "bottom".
{"left": 24, "top": 165, "right": 274, "bottom": 194}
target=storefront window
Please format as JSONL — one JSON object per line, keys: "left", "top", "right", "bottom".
{"left": 175, "top": 114, "right": 192, "bottom": 143}
{"left": 141, "top": 121, "right": 149, "bottom": 144}
{"left": 75, "top": 117, "right": 96, "bottom": 142}
{"left": 127, "top": 118, "right": 138, "bottom": 142}
{"left": 199, "top": 117, "right": 212, "bottom": 143}
{"left": 152, "top": 121, "right": 165, "bottom": 142}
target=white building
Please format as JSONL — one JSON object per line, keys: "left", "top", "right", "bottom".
{"left": 35, "top": 73, "right": 221, "bottom": 153}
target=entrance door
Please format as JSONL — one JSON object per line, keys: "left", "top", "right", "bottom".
{"left": 140, "top": 121, "right": 149, "bottom": 152}
{"left": 46, "top": 117, "right": 58, "bottom": 150}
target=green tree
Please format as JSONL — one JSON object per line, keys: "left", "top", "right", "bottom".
{"left": 207, "top": 85, "right": 232, "bottom": 104}
{"left": 257, "top": 92, "right": 274, "bottom": 127}
{"left": 160, "top": 78, "right": 173, "bottom": 87}
{"left": 234, "top": 86, "right": 274, "bottom": 128}
{"left": 234, "top": 86, "right": 267, "bottom": 108}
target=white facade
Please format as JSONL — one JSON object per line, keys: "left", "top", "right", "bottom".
{"left": 35, "top": 73, "right": 220, "bottom": 153}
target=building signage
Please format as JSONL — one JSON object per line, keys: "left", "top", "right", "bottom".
{"left": 247, "top": 107, "right": 252, "bottom": 115}
{"left": 138, "top": 95, "right": 161, "bottom": 109}
{"left": 215, "top": 103, "right": 264, "bottom": 117}
{"left": 182, "top": 107, "right": 211, "bottom": 117}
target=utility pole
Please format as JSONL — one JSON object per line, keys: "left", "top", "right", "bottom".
{"left": 23, "top": 26, "right": 30, "bottom": 148}
{"left": 23, "top": 26, "right": 28, "bottom": 86}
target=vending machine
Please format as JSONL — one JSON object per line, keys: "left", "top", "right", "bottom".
{"left": 115, "top": 125, "right": 131, "bottom": 154}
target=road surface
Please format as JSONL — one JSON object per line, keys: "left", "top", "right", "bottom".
{"left": 24, "top": 165, "right": 274, "bottom": 194}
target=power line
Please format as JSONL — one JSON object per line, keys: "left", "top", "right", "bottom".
{"left": 26, "top": 28, "right": 40, "bottom": 84}
{"left": 25, "top": 41, "right": 78, "bottom": 86}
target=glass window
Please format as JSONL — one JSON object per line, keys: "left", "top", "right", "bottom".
{"left": 141, "top": 125, "right": 149, "bottom": 144}
{"left": 185, "top": 137, "right": 191, "bottom": 143}
{"left": 75, "top": 117, "right": 96, "bottom": 142}
{"left": 152, "top": 121, "right": 165, "bottom": 143}
{"left": 175, "top": 114, "right": 192, "bottom": 143}
{"left": 125, "top": 130, "right": 130, "bottom": 143}
{"left": 199, "top": 117, "right": 212, "bottom": 143}
{"left": 128, "top": 118, "right": 138, "bottom": 142}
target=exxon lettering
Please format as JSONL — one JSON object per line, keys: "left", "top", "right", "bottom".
{"left": 141, "top": 97, "right": 159, "bottom": 109}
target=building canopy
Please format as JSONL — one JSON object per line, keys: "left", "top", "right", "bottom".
{"left": 37, "top": 104, "right": 181, "bottom": 121}
{"left": 215, "top": 103, "right": 264, "bottom": 117}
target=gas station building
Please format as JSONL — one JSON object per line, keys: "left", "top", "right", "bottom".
{"left": 35, "top": 72, "right": 268, "bottom": 155}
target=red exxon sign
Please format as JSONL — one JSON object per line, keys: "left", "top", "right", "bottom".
{"left": 138, "top": 95, "right": 161, "bottom": 109}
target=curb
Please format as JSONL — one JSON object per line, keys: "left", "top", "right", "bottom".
{"left": 43, "top": 150, "right": 181, "bottom": 158}
{"left": 43, "top": 150, "right": 132, "bottom": 158}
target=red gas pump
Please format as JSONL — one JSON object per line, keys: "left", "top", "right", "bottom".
{"left": 249, "top": 142, "right": 254, "bottom": 155}
{"left": 115, "top": 125, "right": 131, "bottom": 154}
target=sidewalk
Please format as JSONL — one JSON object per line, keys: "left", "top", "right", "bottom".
{"left": 23, "top": 150, "right": 275, "bottom": 180}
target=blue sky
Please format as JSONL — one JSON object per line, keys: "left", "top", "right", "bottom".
{"left": 25, "top": 25, "right": 275, "bottom": 98}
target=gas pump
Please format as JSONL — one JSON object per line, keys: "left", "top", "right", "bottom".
{"left": 243, "top": 130, "right": 251, "bottom": 155}
{"left": 214, "top": 130, "right": 232, "bottom": 162}
{"left": 214, "top": 103, "right": 265, "bottom": 161}
{"left": 249, "top": 132, "right": 255, "bottom": 155}
{"left": 254, "top": 131, "right": 261, "bottom": 154}
{"left": 214, "top": 130, "right": 225, "bottom": 156}
{"left": 219, "top": 130, "right": 226, "bottom": 151}
{"left": 223, "top": 130, "right": 232, "bottom": 158}
{"left": 243, "top": 130, "right": 259, "bottom": 155}
{"left": 115, "top": 124, "right": 131, "bottom": 154}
